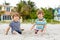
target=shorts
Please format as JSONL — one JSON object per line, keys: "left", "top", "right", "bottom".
{"left": 34, "top": 29, "right": 43, "bottom": 34}
{"left": 11, "top": 30, "right": 22, "bottom": 34}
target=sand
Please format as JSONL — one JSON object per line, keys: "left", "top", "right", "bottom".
{"left": 0, "top": 23, "right": 60, "bottom": 40}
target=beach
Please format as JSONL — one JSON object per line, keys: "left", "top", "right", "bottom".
{"left": 0, "top": 23, "right": 60, "bottom": 40}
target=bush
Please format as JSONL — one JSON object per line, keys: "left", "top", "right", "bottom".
{"left": 47, "top": 19, "right": 60, "bottom": 24}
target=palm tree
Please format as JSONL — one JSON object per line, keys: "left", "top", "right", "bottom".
{"left": 5, "top": 1, "right": 10, "bottom": 5}
{"left": 16, "top": 0, "right": 37, "bottom": 19}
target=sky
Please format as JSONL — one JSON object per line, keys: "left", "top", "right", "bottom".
{"left": 0, "top": 0, "right": 60, "bottom": 8}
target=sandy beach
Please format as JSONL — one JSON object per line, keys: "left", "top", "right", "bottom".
{"left": 0, "top": 23, "right": 60, "bottom": 40}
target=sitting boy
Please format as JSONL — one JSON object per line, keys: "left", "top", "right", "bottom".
{"left": 5, "top": 12, "right": 24, "bottom": 35}
{"left": 31, "top": 10, "right": 47, "bottom": 34}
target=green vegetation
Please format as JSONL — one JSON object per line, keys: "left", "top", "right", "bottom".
{"left": 0, "top": 0, "right": 60, "bottom": 24}
{"left": 16, "top": 0, "right": 57, "bottom": 23}
{"left": 22, "top": 19, "right": 60, "bottom": 24}
{"left": 16, "top": 0, "right": 54, "bottom": 20}
{"left": 16, "top": 0, "right": 37, "bottom": 20}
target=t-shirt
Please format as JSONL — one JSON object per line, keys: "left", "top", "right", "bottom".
{"left": 9, "top": 21, "right": 21, "bottom": 33}
{"left": 35, "top": 18, "right": 47, "bottom": 30}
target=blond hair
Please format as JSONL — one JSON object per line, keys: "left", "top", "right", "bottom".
{"left": 12, "top": 12, "right": 20, "bottom": 18}
{"left": 37, "top": 10, "right": 44, "bottom": 15}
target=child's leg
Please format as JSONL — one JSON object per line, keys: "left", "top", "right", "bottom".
{"left": 39, "top": 28, "right": 44, "bottom": 32}
{"left": 35, "top": 29, "right": 39, "bottom": 34}
{"left": 40, "top": 29, "right": 45, "bottom": 35}
{"left": 15, "top": 30, "right": 22, "bottom": 34}
{"left": 11, "top": 31, "right": 17, "bottom": 34}
{"left": 41, "top": 29, "right": 44, "bottom": 32}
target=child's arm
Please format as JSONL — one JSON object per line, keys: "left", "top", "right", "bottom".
{"left": 43, "top": 25, "right": 46, "bottom": 32}
{"left": 30, "top": 24, "right": 35, "bottom": 30}
{"left": 43, "top": 18, "right": 47, "bottom": 32}
{"left": 5, "top": 26, "right": 10, "bottom": 35}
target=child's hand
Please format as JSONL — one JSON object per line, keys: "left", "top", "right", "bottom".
{"left": 43, "top": 29, "right": 46, "bottom": 33}
{"left": 5, "top": 26, "right": 10, "bottom": 35}
{"left": 43, "top": 26, "right": 46, "bottom": 33}
{"left": 5, "top": 32, "right": 8, "bottom": 35}
{"left": 30, "top": 26, "right": 34, "bottom": 30}
{"left": 43, "top": 28, "right": 46, "bottom": 33}
{"left": 30, "top": 24, "right": 35, "bottom": 30}
{"left": 30, "top": 28, "right": 32, "bottom": 30}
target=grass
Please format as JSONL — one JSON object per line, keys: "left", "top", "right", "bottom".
{"left": 46, "top": 19, "right": 60, "bottom": 24}
{"left": 0, "top": 19, "right": 60, "bottom": 24}
{"left": 22, "top": 19, "right": 35, "bottom": 23}
{"left": 0, "top": 20, "right": 11, "bottom": 23}
{"left": 22, "top": 19, "right": 60, "bottom": 24}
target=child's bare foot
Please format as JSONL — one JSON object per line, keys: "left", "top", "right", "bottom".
{"left": 21, "top": 29, "right": 24, "bottom": 31}
{"left": 12, "top": 33, "right": 17, "bottom": 35}
{"left": 12, "top": 31, "right": 17, "bottom": 35}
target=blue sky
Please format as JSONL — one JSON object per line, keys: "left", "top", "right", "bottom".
{"left": 0, "top": 0, "right": 60, "bottom": 8}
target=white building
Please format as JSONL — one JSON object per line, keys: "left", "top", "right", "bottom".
{"left": 54, "top": 8, "right": 60, "bottom": 21}
{"left": 0, "top": 3, "right": 14, "bottom": 21}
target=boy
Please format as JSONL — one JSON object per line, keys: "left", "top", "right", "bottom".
{"left": 31, "top": 10, "right": 47, "bottom": 34}
{"left": 5, "top": 13, "right": 23, "bottom": 35}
